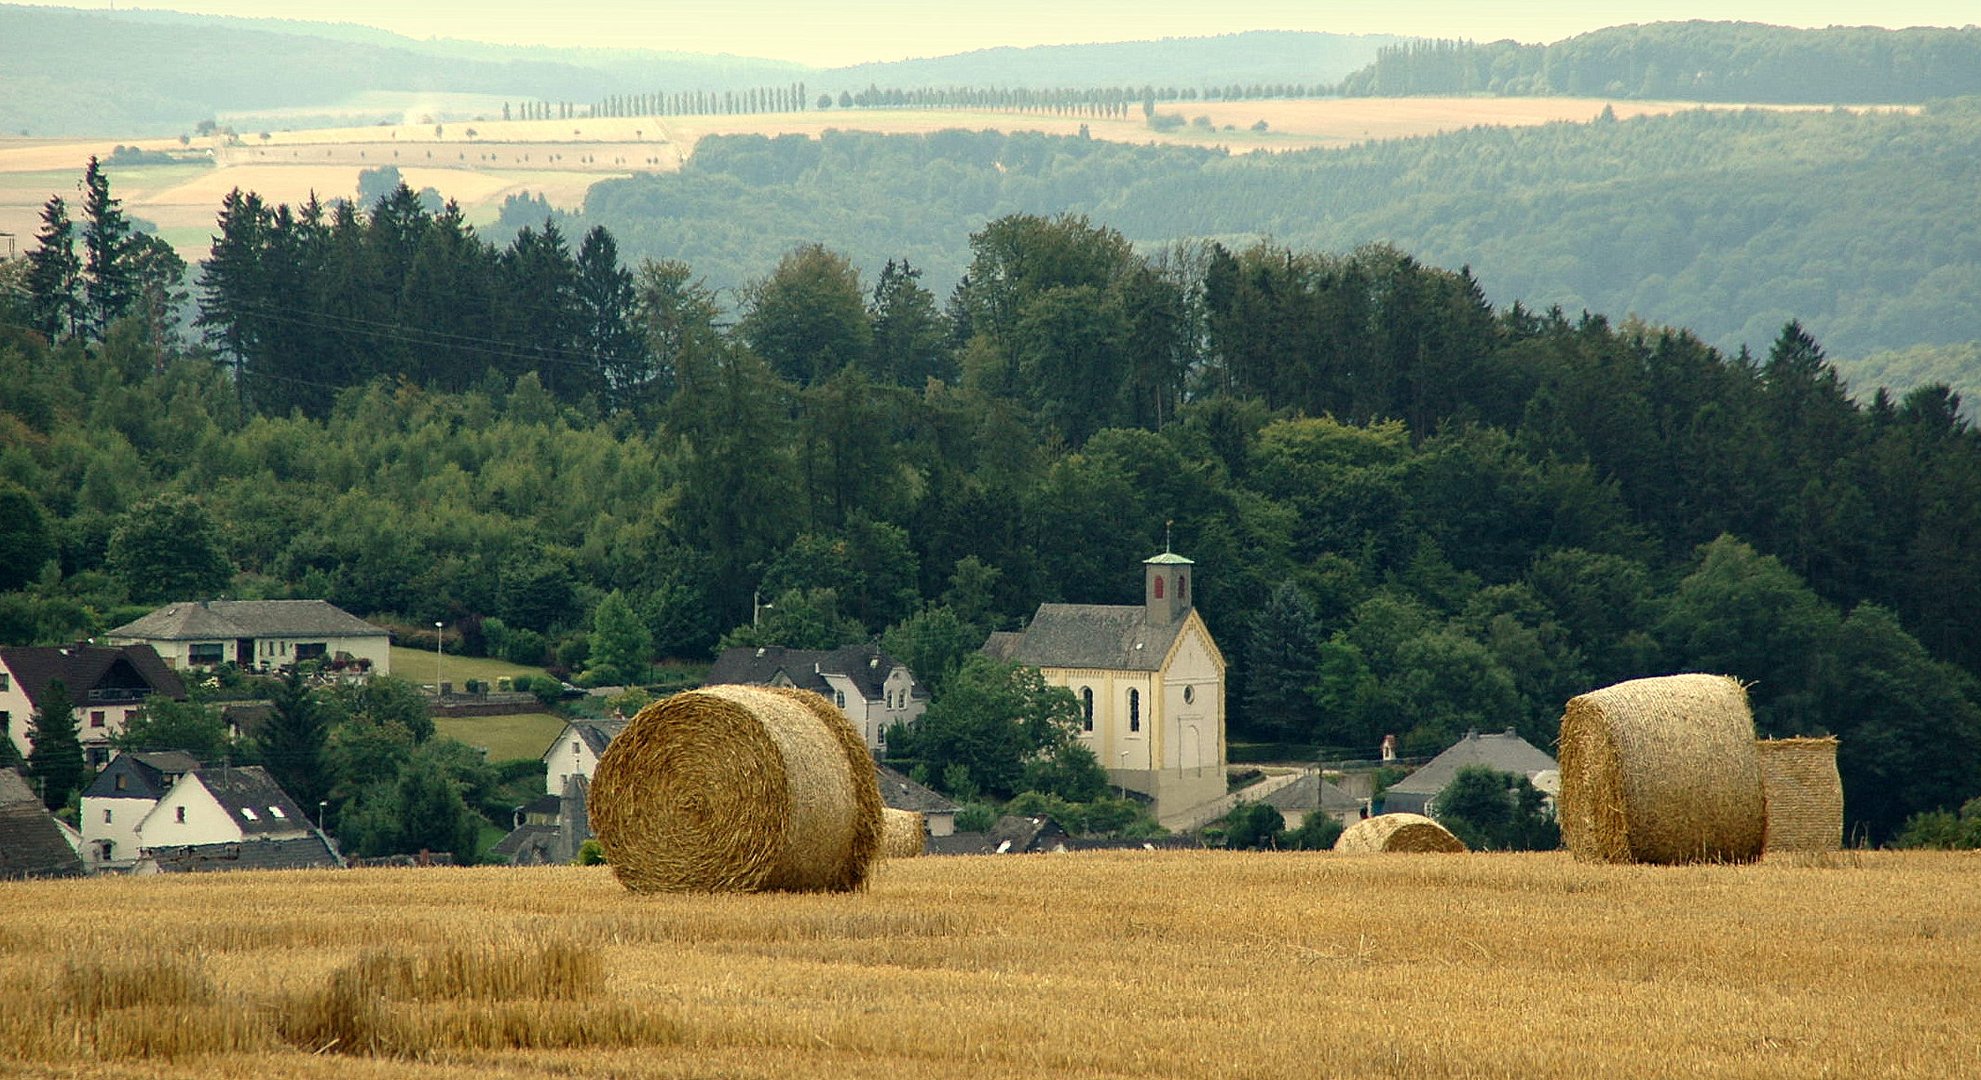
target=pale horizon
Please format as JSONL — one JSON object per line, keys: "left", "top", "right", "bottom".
{"left": 69, "top": 1, "right": 1981, "bottom": 67}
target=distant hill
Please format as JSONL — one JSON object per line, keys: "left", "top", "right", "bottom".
{"left": 822, "top": 31, "right": 1398, "bottom": 92}
{"left": 575, "top": 100, "right": 1981, "bottom": 402}
{"left": 1337, "top": 21, "right": 1981, "bottom": 103}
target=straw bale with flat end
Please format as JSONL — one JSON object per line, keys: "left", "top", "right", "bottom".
{"left": 1332, "top": 813, "right": 1468, "bottom": 853}
{"left": 588, "top": 685, "right": 883, "bottom": 893}
{"left": 881, "top": 808, "right": 925, "bottom": 858}
{"left": 1557, "top": 673, "right": 1765, "bottom": 865}
{"left": 1757, "top": 736, "right": 1843, "bottom": 854}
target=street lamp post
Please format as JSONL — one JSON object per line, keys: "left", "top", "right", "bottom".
{"left": 753, "top": 590, "right": 774, "bottom": 629}
{"left": 317, "top": 800, "right": 327, "bottom": 832}
{"left": 434, "top": 621, "right": 444, "bottom": 695}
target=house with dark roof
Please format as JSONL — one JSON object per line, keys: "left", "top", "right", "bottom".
{"left": 0, "top": 643, "right": 187, "bottom": 768}
{"left": 541, "top": 717, "right": 626, "bottom": 796}
{"left": 982, "top": 548, "right": 1226, "bottom": 825}
{"left": 494, "top": 774, "right": 593, "bottom": 866}
{"left": 705, "top": 644, "right": 928, "bottom": 751}
{"left": 927, "top": 815, "right": 1072, "bottom": 855}
{"left": 1381, "top": 729, "right": 1560, "bottom": 817}
{"left": 80, "top": 750, "right": 199, "bottom": 869}
{"left": 876, "top": 762, "right": 958, "bottom": 837}
{"left": 0, "top": 767, "right": 87, "bottom": 879}
{"left": 130, "top": 764, "right": 337, "bottom": 874}
{"left": 1261, "top": 771, "right": 1369, "bottom": 831}
{"left": 105, "top": 599, "right": 390, "bottom": 676}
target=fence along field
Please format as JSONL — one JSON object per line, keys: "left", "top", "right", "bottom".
{"left": 2, "top": 851, "right": 1976, "bottom": 1078}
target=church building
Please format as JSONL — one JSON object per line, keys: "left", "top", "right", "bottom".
{"left": 984, "top": 549, "right": 1226, "bottom": 824}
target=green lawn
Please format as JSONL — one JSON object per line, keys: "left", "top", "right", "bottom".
{"left": 389, "top": 645, "right": 546, "bottom": 688}
{"left": 433, "top": 712, "right": 567, "bottom": 763}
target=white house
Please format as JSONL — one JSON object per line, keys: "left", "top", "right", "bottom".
{"left": 105, "top": 599, "right": 391, "bottom": 676}
{"left": 704, "top": 644, "right": 929, "bottom": 752}
{"left": 1381, "top": 728, "right": 1560, "bottom": 817}
{"left": 983, "top": 549, "right": 1227, "bottom": 825}
{"left": 541, "top": 718, "right": 627, "bottom": 797}
{"left": 137, "top": 765, "right": 315, "bottom": 849}
{"left": 79, "top": 749, "right": 198, "bottom": 869}
{"left": 0, "top": 643, "right": 187, "bottom": 769}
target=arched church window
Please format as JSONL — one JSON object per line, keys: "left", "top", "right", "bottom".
{"left": 1153, "top": 576, "right": 1165, "bottom": 599}
{"left": 1081, "top": 687, "right": 1094, "bottom": 731}
{"left": 1179, "top": 575, "right": 1187, "bottom": 601}
{"left": 1129, "top": 689, "right": 1141, "bottom": 732}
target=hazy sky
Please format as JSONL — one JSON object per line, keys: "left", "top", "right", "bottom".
{"left": 113, "top": 2, "right": 1979, "bottom": 66}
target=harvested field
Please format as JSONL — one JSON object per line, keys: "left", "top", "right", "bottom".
{"left": 0, "top": 851, "right": 1975, "bottom": 1078}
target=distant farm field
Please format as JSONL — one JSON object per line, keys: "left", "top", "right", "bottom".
{"left": 1, "top": 851, "right": 1976, "bottom": 1077}
{"left": 0, "top": 97, "right": 1886, "bottom": 264}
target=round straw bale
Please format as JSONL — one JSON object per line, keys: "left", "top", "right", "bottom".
{"left": 588, "top": 685, "right": 883, "bottom": 893}
{"left": 1756, "top": 736, "right": 1843, "bottom": 854}
{"left": 881, "top": 808, "right": 925, "bottom": 858}
{"left": 1557, "top": 674, "right": 1765, "bottom": 865}
{"left": 1333, "top": 813, "right": 1468, "bottom": 853}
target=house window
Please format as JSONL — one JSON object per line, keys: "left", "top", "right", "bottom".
{"left": 1128, "top": 689, "right": 1141, "bottom": 733}
{"left": 104, "top": 808, "right": 113, "bottom": 824}
{"left": 114, "top": 774, "right": 127, "bottom": 791}
{"left": 572, "top": 741, "right": 581, "bottom": 757}
{"left": 188, "top": 643, "right": 224, "bottom": 665}
{"left": 0, "top": 673, "right": 9, "bottom": 690}
{"left": 88, "top": 747, "right": 108, "bottom": 767}
{"left": 175, "top": 806, "right": 186, "bottom": 824}
{"left": 90, "top": 711, "right": 106, "bottom": 728}
{"left": 296, "top": 642, "right": 327, "bottom": 662}
{"left": 834, "top": 690, "right": 846, "bottom": 708}
{"left": 1153, "top": 576, "right": 1164, "bottom": 599}
{"left": 1080, "top": 687, "right": 1094, "bottom": 732}
{"left": 124, "top": 709, "right": 138, "bottom": 723}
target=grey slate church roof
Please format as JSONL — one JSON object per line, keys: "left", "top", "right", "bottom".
{"left": 109, "top": 600, "right": 385, "bottom": 641}
{"left": 982, "top": 604, "right": 1190, "bottom": 672}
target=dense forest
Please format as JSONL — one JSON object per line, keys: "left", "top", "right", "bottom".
{"left": 4, "top": 163, "right": 1981, "bottom": 843}
{"left": 570, "top": 103, "right": 1981, "bottom": 390}
{"left": 1337, "top": 22, "right": 1981, "bottom": 102}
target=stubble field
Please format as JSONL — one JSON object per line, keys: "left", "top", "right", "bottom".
{"left": 1, "top": 849, "right": 1975, "bottom": 1078}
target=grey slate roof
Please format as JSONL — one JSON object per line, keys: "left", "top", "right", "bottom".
{"left": 109, "top": 600, "right": 385, "bottom": 641}
{"left": 926, "top": 815, "right": 1070, "bottom": 855}
{"left": 82, "top": 749, "right": 199, "bottom": 800}
{"left": 192, "top": 765, "right": 312, "bottom": 837}
{"left": 570, "top": 719, "right": 626, "bottom": 757}
{"left": 988, "top": 604, "right": 1187, "bottom": 672}
{"left": 493, "top": 823, "right": 562, "bottom": 865}
{"left": 0, "top": 643, "right": 185, "bottom": 709}
{"left": 1261, "top": 773, "right": 1365, "bottom": 815}
{"left": 0, "top": 768, "right": 88, "bottom": 879}
{"left": 875, "top": 763, "right": 957, "bottom": 815}
{"left": 147, "top": 834, "right": 343, "bottom": 873}
{"left": 1385, "top": 729, "right": 1560, "bottom": 803}
{"left": 705, "top": 644, "right": 926, "bottom": 702}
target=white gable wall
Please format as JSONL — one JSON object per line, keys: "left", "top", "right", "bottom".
{"left": 543, "top": 725, "right": 608, "bottom": 796}
{"left": 81, "top": 794, "right": 160, "bottom": 867}
{"left": 137, "top": 774, "right": 245, "bottom": 849}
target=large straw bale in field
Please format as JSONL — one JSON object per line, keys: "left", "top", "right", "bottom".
{"left": 881, "top": 808, "right": 925, "bottom": 858}
{"left": 589, "top": 685, "right": 883, "bottom": 893}
{"left": 1333, "top": 813, "right": 1467, "bottom": 853}
{"left": 1757, "top": 736, "right": 1843, "bottom": 854}
{"left": 1557, "top": 674, "right": 1765, "bottom": 865}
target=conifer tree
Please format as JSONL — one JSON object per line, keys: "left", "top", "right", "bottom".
{"left": 27, "top": 678, "right": 84, "bottom": 811}
{"left": 23, "top": 194, "right": 81, "bottom": 339}
{"left": 80, "top": 156, "right": 134, "bottom": 337}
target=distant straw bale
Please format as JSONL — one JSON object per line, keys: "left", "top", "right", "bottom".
{"left": 1557, "top": 674, "right": 1765, "bottom": 865}
{"left": 1757, "top": 736, "right": 1843, "bottom": 855}
{"left": 1333, "top": 813, "right": 1467, "bottom": 853}
{"left": 881, "top": 808, "right": 925, "bottom": 858}
{"left": 588, "top": 686, "right": 883, "bottom": 893}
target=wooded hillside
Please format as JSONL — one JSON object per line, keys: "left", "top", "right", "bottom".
{"left": 5, "top": 173, "right": 1980, "bottom": 841}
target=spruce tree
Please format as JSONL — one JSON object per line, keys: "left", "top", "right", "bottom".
{"left": 80, "top": 156, "right": 134, "bottom": 337}
{"left": 23, "top": 194, "right": 81, "bottom": 339}
{"left": 258, "top": 666, "right": 328, "bottom": 811}
{"left": 27, "top": 678, "right": 84, "bottom": 811}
